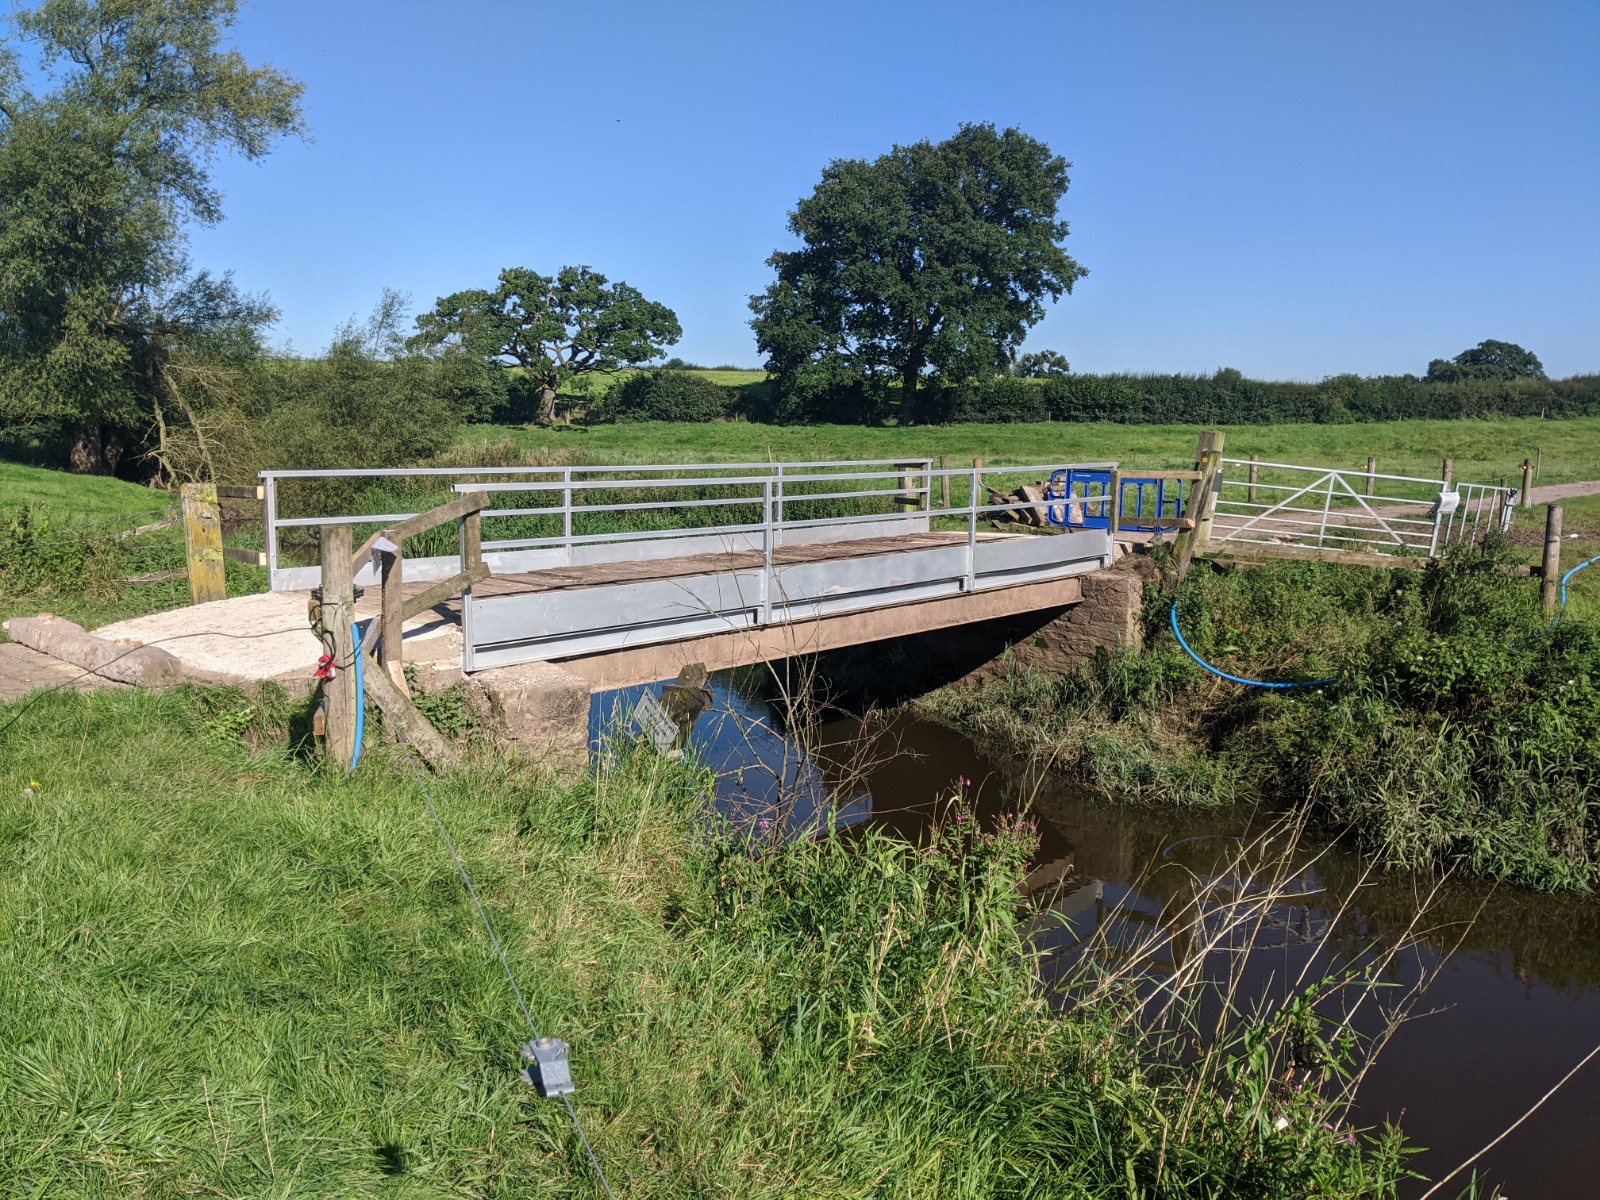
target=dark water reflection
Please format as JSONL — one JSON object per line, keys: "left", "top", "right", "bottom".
{"left": 594, "top": 677, "right": 1600, "bottom": 1197}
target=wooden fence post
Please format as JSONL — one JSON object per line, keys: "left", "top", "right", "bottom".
{"left": 181, "top": 482, "right": 226, "bottom": 605}
{"left": 1248, "top": 453, "right": 1259, "bottom": 506}
{"left": 319, "top": 525, "right": 359, "bottom": 769}
{"left": 1366, "top": 456, "right": 1376, "bottom": 497}
{"left": 1522, "top": 459, "right": 1534, "bottom": 508}
{"left": 1441, "top": 457, "right": 1453, "bottom": 488}
{"left": 378, "top": 543, "right": 408, "bottom": 695}
{"left": 938, "top": 455, "right": 950, "bottom": 510}
{"left": 1542, "top": 505, "right": 1563, "bottom": 617}
{"left": 1171, "top": 430, "right": 1224, "bottom": 581}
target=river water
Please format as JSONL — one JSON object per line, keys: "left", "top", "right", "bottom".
{"left": 593, "top": 677, "right": 1600, "bottom": 1197}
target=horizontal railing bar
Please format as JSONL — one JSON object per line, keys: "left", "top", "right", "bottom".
{"left": 274, "top": 511, "right": 418, "bottom": 529}
{"left": 566, "top": 495, "right": 765, "bottom": 516}
{"left": 483, "top": 521, "right": 772, "bottom": 552}
{"left": 260, "top": 458, "right": 924, "bottom": 482}
{"left": 1221, "top": 459, "right": 1513, "bottom": 492}
{"left": 1220, "top": 480, "right": 1444, "bottom": 502}
{"left": 1213, "top": 516, "right": 1432, "bottom": 536}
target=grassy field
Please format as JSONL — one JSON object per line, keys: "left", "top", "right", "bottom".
{"left": 0, "top": 462, "right": 267, "bottom": 632}
{"left": 466, "top": 414, "right": 1600, "bottom": 488}
{"left": 0, "top": 687, "right": 1407, "bottom": 1197}
{"left": 0, "top": 461, "right": 174, "bottom": 528}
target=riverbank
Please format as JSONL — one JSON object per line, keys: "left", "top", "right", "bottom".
{"left": 917, "top": 543, "right": 1600, "bottom": 892}
{"left": 0, "top": 685, "right": 1410, "bottom": 1197}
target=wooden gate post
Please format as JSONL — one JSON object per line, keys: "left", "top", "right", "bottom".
{"left": 938, "top": 455, "right": 950, "bottom": 510}
{"left": 1522, "top": 459, "right": 1534, "bottom": 508}
{"left": 1441, "top": 457, "right": 1453, "bottom": 488}
{"left": 180, "top": 482, "right": 226, "bottom": 605}
{"left": 1171, "top": 430, "right": 1224, "bottom": 581}
{"left": 319, "top": 525, "right": 359, "bottom": 769}
{"left": 1366, "top": 456, "right": 1377, "bottom": 497}
{"left": 1248, "top": 453, "right": 1259, "bottom": 505}
{"left": 1541, "top": 505, "right": 1564, "bottom": 617}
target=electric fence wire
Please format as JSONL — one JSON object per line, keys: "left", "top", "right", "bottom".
{"left": 399, "top": 754, "right": 618, "bottom": 1200}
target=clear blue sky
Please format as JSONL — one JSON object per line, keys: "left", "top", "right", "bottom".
{"left": 185, "top": 0, "right": 1600, "bottom": 379}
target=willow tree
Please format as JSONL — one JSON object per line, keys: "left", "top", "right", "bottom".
{"left": 749, "top": 123, "right": 1087, "bottom": 423}
{"left": 0, "top": 0, "right": 304, "bottom": 474}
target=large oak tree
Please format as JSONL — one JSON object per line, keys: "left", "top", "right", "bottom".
{"left": 749, "top": 123, "right": 1086, "bottom": 422}
{"left": 410, "top": 266, "right": 682, "bottom": 425}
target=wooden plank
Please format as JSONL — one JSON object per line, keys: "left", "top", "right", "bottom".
{"left": 349, "top": 491, "right": 488, "bottom": 569}
{"left": 400, "top": 561, "right": 490, "bottom": 621}
{"left": 359, "top": 646, "right": 459, "bottom": 767}
{"left": 319, "top": 525, "right": 359, "bottom": 769}
{"left": 181, "top": 482, "right": 226, "bottom": 605}
{"left": 222, "top": 546, "right": 267, "bottom": 567}
{"left": 215, "top": 485, "right": 265, "bottom": 500}
{"left": 378, "top": 547, "right": 408, "bottom": 694}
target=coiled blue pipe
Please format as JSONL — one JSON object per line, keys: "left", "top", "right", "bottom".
{"left": 1168, "top": 601, "right": 1336, "bottom": 690}
{"left": 350, "top": 622, "right": 365, "bottom": 771}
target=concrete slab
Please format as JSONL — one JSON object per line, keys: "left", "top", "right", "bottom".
{"left": 91, "top": 590, "right": 460, "bottom": 682}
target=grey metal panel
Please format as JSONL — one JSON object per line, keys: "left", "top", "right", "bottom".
{"left": 473, "top": 570, "right": 764, "bottom": 646}
{"left": 466, "top": 611, "right": 758, "bottom": 669}
{"left": 972, "top": 530, "right": 1110, "bottom": 575}
{"left": 772, "top": 545, "right": 970, "bottom": 607}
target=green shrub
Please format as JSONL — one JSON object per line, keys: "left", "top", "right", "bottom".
{"left": 609, "top": 369, "right": 735, "bottom": 422}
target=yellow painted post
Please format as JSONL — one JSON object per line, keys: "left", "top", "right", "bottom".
{"left": 1542, "top": 505, "right": 1563, "bottom": 617}
{"left": 181, "top": 482, "right": 226, "bottom": 605}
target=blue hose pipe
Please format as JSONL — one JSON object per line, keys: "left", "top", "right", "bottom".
{"left": 350, "top": 622, "right": 365, "bottom": 772}
{"left": 1169, "top": 601, "right": 1336, "bottom": 690}
{"left": 1560, "top": 554, "right": 1600, "bottom": 611}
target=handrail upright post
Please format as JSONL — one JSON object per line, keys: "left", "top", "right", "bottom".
{"left": 774, "top": 464, "right": 785, "bottom": 547}
{"left": 760, "top": 481, "right": 774, "bottom": 624}
{"left": 262, "top": 473, "right": 278, "bottom": 585}
{"left": 562, "top": 467, "right": 572, "bottom": 546}
{"left": 966, "top": 467, "right": 979, "bottom": 591}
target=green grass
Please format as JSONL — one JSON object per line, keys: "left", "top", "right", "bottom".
{"left": 0, "top": 462, "right": 175, "bottom": 528}
{"left": 0, "top": 687, "right": 1410, "bottom": 1197}
{"left": 462, "top": 414, "right": 1600, "bottom": 488}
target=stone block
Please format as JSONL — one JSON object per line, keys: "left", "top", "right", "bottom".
{"left": 2, "top": 613, "right": 188, "bottom": 687}
{"left": 473, "top": 660, "right": 592, "bottom": 774}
